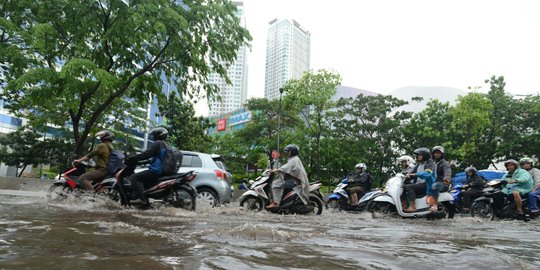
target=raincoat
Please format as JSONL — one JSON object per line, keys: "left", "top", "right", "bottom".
{"left": 501, "top": 168, "right": 534, "bottom": 196}
{"left": 274, "top": 156, "right": 310, "bottom": 204}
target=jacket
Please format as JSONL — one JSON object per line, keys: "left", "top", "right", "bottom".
{"left": 349, "top": 172, "right": 374, "bottom": 191}
{"left": 411, "top": 159, "right": 436, "bottom": 184}
{"left": 526, "top": 168, "right": 540, "bottom": 190}
{"left": 130, "top": 140, "right": 167, "bottom": 175}
{"left": 86, "top": 141, "right": 112, "bottom": 171}
{"left": 501, "top": 168, "right": 534, "bottom": 195}
{"left": 434, "top": 158, "right": 452, "bottom": 183}
{"left": 466, "top": 174, "right": 486, "bottom": 192}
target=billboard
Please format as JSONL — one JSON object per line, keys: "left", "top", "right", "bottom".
{"left": 217, "top": 118, "right": 227, "bottom": 131}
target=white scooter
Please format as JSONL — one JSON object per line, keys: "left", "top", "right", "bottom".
{"left": 367, "top": 173, "right": 455, "bottom": 219}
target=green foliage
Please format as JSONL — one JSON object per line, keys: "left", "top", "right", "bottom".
{"left": 1, "top": 0, "right": 251, "bottom": 157}
{"left": 283, "top": 69, "right": 341, "bottom": 181}
{"left": 401, "top": 99, "right": 453, "bottom": 153}
{"left": 157, "top": 92, "right": 214, "bottom": 153}
{"left": 330, "top": 94, "right": 411, "bottom": 186}
{"left": 0, "top": 127, "right": 73, "bottom": 177}
{"left": 449, "top": 92, "right": 493, "bottom": 168}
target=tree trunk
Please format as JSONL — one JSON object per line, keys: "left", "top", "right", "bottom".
{"left": 18, "top": 164, "right": 27, "bottom": 177}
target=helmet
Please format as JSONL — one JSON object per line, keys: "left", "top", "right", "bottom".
{"left": 96, "top": 130, "right": 114, "bottom": 142}
{"left": 464, "top": 166, "right": 477, "bottom": 174}
{"left": 150, "top": 127, "right": 168, "bottom": 140}
{"left": 504, "top": 159, "right": 519, "bottom": 168}
{"left": 397, "top": 155, "right": 415, "bottom": 167}
{"left": 413, "top": 147, "right": 431, "bottom": 161}
{"left": 431, "top": 146, "right": 445, "bottom": 154}
{"left": 355, "top": 163, "right": 366, "bottom": 170}
{"left": 284, "top": 144, "right": 300, "bottom": 156}
{"left": 519, "top": 157, "right": 534, "bottom": 166}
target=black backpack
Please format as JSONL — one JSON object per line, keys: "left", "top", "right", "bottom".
{"left": 105, "top": 144, "right": 125, "bottom": 176}
{"left": 160, "top": 143, "right": 182, "bottom": 176}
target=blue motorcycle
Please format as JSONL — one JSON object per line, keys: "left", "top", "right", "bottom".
{"left": 327, "top": 178, "right": 381, "bottom": 212}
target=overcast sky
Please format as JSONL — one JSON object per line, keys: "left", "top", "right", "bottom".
{"left": 196, "top": 0, "right": 540, "bottom": 115}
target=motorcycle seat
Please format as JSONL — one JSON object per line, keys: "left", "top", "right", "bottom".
{"left": 156, "top": 172, "right": 191, "bottom": 182}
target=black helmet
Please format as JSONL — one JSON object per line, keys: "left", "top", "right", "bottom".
{"left": 150, "top": 127, "right": 168, "bottom": 140}
{"left": 284, "top": 144, "right": 300, "bottom": 156}
{"left": 413, "top": 147, "right": 431, "bottom": 161}
{"left": 97, "top": 130, "right": 114, "bottom": 142}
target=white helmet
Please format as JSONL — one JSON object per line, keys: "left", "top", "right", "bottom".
{"left": 355, "top": 163, "right": 366, "bottom": 170}
{"left": 397, "top": 155, "right": 415, "bottom": 167}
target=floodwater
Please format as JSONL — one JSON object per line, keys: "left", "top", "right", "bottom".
{"left": 0, "top": 181, "right": 539, "bottom": 270}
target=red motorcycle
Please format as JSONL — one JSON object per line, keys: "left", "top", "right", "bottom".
{"left": 48, "top": 161, "right": 111, "bottom": 199}
{"left": 97, "top": 160, "right": 198, "bottom": 211}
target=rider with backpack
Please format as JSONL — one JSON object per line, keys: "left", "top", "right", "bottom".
{"left": 74, "top": 130, "right": 115, "bottom": 191}
{"left": 125, "top": 127, "right": 175, "bottom": 205}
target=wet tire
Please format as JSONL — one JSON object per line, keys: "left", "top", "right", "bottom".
{"left": 95, "top": 186, "right": 120, "bottom": 202}
{"left": 442, "top": 202, "right": 455, "bottom": 219}
{"left": 47, "top": 185, "right": 71, "bottom": 200}
{"left": 327, "top": 198, "right": 341, "bottom": 212}
{"left": 471, "top": 201, "right": 494, "bottom": 220}
{"left": 367, "top": 201, "right": 396, "bottom": 218}
{"left": 239, "top": 195, "right": 264, "bottom": 211}
{"left": 309, "top": 196, "right": 323, "bottom": 215}
{"left": 197, "top": 188, "right": 219, "bottom": 208}
{"left": 172, "top": 186, "right": 196, "bottom": 211}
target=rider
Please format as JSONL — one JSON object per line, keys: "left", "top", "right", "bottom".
{"left": 266, "top": 144, "right": 310, "bottom": 209}
{"left": 403, "top": 147, "right": 436, "bottom": 212}
{"left": 347, "top": 163, "right": 374, "bottom": 205}
{"left": 397, "top": 155, "right": 415, "bottom": 174}
{"left": 428, "top": 145, "right": 452, "bottom": 209}
{"left": 74, "top": 130, "right": 114, "bottom": 191}
{"left": 519, "top": 158, "right": 540, "bottom": 216}
{"left": 125, "top": 127, "right": 171, "bottom": 205}
{"left": 461, "top": 166, "right": 486, "bottom": 212}
{"left": 497, "top": 159, "right": 533, "bottom": 218}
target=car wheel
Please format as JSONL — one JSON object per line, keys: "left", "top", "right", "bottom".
{"left": 197, "top": 188, "right": 219, "bottom": 208}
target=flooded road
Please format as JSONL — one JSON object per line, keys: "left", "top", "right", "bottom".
{"left": 1, "top": 181, "right": 539, "bottom": 269}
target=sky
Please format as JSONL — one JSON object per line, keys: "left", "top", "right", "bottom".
{"left": 196, "top": 0, "right": 540, "bottom": 115}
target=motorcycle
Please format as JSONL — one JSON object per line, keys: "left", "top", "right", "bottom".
{"left": 470, "top": 180, "right": 533, "bottom": 221}
{"left": 48, "top": 161, "right": 110, "bottom": 199}
{"left": 367, "top": 173, "right": 455, "bottom": 219}
{"left": 97, "top": 160, "right": 198, "bottom": 211}
{"left": 327, "top": 178, "right": 381, "bottom": 212}
{"left": 449, "top": 183, "right": 466, "bottom": 214}
{"left": 239, "top": 170, "right": 325, "bottom": 215}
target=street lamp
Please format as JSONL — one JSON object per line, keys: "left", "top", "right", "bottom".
{"left": 275, "top": 87, "right": 284, "bottom": 169}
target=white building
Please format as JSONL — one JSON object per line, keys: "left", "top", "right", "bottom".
{"left": 208, "top": 2, "right": 248, "bottom": 117}
{"left": 264, "top": 19, "right": 311, "bottom": 100}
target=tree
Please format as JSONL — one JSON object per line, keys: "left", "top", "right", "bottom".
{"left": 1, "top": 0, "right": 251, "bottom": 158}
{"left": 400, "top": 99, "right": 453, "bottom": 154}
{"left": 236, "top": 97, "right": 300, "bottom": 168}
{"left": 283, "top": 69, "right": 341, "bottom": 181}
{"left": 0, "top": 127, "right": 44, "bottom": 176}
{"left": 157, "top": 92, "right": 214, "bottom": 153}
{"left": 330, "top": 94, "right": 411, "bottom": 186}
{"left": 448, "top": 92, "right": 493, "bottom": 169}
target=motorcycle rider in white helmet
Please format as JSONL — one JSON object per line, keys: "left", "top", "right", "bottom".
{"left": 347, "top": 163, "right": 374, "bottom": 205}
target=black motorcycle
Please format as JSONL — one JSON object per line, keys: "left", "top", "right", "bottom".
{"left": 97, "top": 160, "right": 197, "bottom": 211}
{"left": 470, "top": 180, "right": 531, "bottom": 221}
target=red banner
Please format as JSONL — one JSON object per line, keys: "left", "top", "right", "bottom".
{"left": 217, "top": 118, "right": 227, "bottom": 131}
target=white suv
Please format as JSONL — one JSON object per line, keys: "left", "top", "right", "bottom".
{"left": 177, "top": 151, "right": 233, "bottom": 207}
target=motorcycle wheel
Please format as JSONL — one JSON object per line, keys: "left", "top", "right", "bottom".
{"left": 239, "top": 195, "right": 264, "bottom": 211}
{"left": 47, "top": 185, "right": 71, "bottom": 200}
{"left": 327, "top": 198, "right": 341, "bottom": 212}
{"left": 309, "top": 196, "right": 323, "bottom": 215}
{"left": 367, "top": 201, "right": 396, "bottom": 218}
{"left": 95, "top": 186, "right": 120, "bottom": 202}
{"left": 172, "top": 186, "right": 196, "bottom": 211}
{"left": 471, "top": 201, "right": 494, "bottom": 220}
